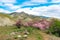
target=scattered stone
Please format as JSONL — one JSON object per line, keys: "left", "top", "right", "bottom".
{"left": 17, "top": 35, "right": 22, "bottom": 38}
{"left": 10, "top": 32, "right": 16, "bottom": 35}
{"left": 24, "top": 30, "right": 30, "bottom": 35}
{"left": 23, "top": 35, "right": 28, "bottom": 38}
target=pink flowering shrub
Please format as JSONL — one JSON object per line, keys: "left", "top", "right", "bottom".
{"left": 32, "top": 22, "right": 46, "bottom": 30}
{"left": 22, "top": 19, "right": 51, "bottom": 30}
{"left": 32, "top": 19, "right": 51, "bottom": 30}
{"left": 15, "top": 19, "right": 51, "bottom": 30}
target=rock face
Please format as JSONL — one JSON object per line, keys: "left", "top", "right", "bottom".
{"left": 0, "top": 17, "right": 15, "bottom": 26}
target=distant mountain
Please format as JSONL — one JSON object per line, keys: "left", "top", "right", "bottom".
{"left": 40, "top": 16, "right": 50, "bottom": 19}
{"left": 10, "top": 11, "right": 49, "bottom": 19}
{"left": 10, "top": 12, "right": 40, "bottom": 20}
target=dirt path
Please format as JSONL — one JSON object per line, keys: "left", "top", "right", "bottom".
{"left": 40, "top": 32, "right": 60, "bottom": 40}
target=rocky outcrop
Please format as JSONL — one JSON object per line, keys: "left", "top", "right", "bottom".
{"left": 0, "top": 17, "right": 15, "bottom": 26}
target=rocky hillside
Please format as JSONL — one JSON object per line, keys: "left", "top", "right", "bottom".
{"left": 0, "top": 13, "right": 15, "bottom": 26}
{"left": 0, "top": 12, "right": 52, "bottom": 26}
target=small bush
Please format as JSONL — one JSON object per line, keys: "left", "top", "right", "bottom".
{"left": 26, "top": 26, "right": 34, "bottom": 33}
{"left": 47, "top": 19, "right": 60, "bottom": 37}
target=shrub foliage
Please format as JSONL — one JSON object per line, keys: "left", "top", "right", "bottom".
{"left": 47, "top": 19, "right": 60, "bottom": 37}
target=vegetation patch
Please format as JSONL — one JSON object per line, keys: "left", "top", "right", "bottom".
{"left": 0, "top": 26, "right": 42, "bottom": 40}
{"left": 46, "top": 19, "right": 60, "bottom": 37}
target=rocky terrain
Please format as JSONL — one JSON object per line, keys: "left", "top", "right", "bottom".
{"left": 0, "top": 13, "right": 15, "bottom": 26}
{"left": 0, "top": 12, "right": 51, "bottom": 26}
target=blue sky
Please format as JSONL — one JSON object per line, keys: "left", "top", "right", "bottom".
{"left": 0, "top": 0, "right": 60, "bottom": 18}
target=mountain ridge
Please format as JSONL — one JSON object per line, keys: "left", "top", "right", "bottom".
{"left": 0, "top": 12, "right": 59, "bottom": 26}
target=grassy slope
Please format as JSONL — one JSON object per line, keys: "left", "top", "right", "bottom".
{"left": 0, "top": 13, "right": 15, "bottom": 20}
{"left": 0, "top": 26, "right": 42, "bottom": 40}
{"left": 0, "top": 13, "right": 10, "bottom": 18}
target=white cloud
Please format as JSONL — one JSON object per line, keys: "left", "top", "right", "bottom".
{"left": 31, "top": 0, "right": 47, "bottom": 3}
{"left": 21, "top": 2, "right": 39, "bottom": 6}
{"left": 4, "top": 4, "right": 20, "bottom": 10}
{"left": 0, "top": 3, "right": 20, "bottom": 11}
{"left": 0, "top": 0, "right": 16, "bottom": 3}
{"left": 31, "top": 5, "right": 60, "bottom": 18}
{"left": 21, "top": 0, "right": 60, "bottom": 7}
{"left": 21, "top": 0, "right": 47, "bottom": 7}
{"left": 0, "top": 0, "right": 60, "bottom": 19}
{"left": 15, "top": 8, "right": 40, "bottom": 16}
{"left": 52, "top": 0, "right": 60, "bottom": 3}
{"left": 15, "top": 5, "right": 60, "bottom": 18}
{"left": 0, "top": 0, "right": 19, "bottom": 10}
{"left": 0, "top": 8, "right": 11, "bottom": 13}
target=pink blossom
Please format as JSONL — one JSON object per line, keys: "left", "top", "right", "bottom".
{"left": 32, "top": 19, "right": 51, "bottom": 30}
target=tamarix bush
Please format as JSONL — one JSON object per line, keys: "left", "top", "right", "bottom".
{"left": 15, "top": 19, "right": 52, "bottom": 30}
{"left": 32, "top": 19, "right": 51, "bottom": 30}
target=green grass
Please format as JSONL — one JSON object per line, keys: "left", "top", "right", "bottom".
{"left": 25, "top": 26, "right": 43, "bottom": 40}
{"left": 0, "top": 26, "right": 16, "bottom": 34}
{"left": 0, "top": 13, "right": 15, "bottom": 20}
{"left": 0, "top": 26, "right": 42, "bottom": 40}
